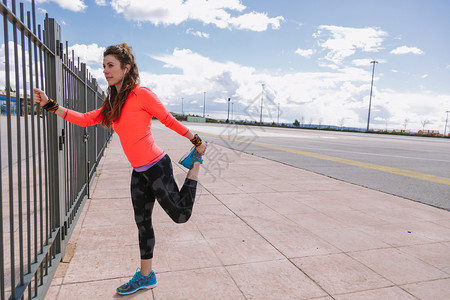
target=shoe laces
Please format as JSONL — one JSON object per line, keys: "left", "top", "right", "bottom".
{"left": 128, "top": 268, "right": 143, "bottom": 286}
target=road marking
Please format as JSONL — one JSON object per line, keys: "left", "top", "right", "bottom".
{"left": 278, "top": 144, "right": 450, "bottom": 163}
{"left": 198, "top": 131, "right": 450, "bottom": 186}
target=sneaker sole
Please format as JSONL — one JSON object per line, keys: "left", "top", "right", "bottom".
{"left": 116, "top": 283, "right": 157, "bottom": 295}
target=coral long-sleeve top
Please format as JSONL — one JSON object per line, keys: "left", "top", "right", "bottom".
{"left": 63, "top": 85, "right": 190, "bottom": 167}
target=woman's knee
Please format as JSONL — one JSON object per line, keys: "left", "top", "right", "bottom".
{"left": 172, "top": 211, "right": 192, "bottom": 224}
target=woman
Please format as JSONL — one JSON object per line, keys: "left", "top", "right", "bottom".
{"left": 33, "top": 43, "right": 207, "bottom": 296}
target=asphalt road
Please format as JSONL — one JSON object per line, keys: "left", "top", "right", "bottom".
{"left": 186, "top": 123, "right": 450, "bottom": 211}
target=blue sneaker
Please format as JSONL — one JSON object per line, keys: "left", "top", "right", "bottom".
{"left": 179, "top": 146, "right": 203, "bottom": 169}
{"left": 116, "top": 268, "right": 157, "bottom": 295}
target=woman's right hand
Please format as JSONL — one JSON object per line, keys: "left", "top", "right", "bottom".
{"left": 33, "top": 88, "right": 49, "bottom": 107}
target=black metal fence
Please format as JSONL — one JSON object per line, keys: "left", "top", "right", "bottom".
{"left": 0, "top": 1, "right": 112, "bottom": 299}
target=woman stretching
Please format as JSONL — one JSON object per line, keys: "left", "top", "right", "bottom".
{"left": 33, "top": 43, "right": 207, "bottom": 296}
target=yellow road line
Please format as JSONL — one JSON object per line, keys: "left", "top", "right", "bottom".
{"left": 199, "top": 131, "right": 450, "bottom": 186}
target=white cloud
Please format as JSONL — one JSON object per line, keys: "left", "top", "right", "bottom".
{"left": 186, "top": 28, "right": 210, "bottom": 39}
{"left": 315, "top": 25, "right": 387, "bottom": 64}
{"left": 109, "top": 0, "right": 284, "bottom": 31}
{"left": 150, "top": 48, "right": 255, "bottom": 78}
{"left": 390, "top": 46, "right": 423, "bottom": 55}
{"left": 352, "top": 59, "right": 373, "bottom": 67}
{"left": 95, "top": 0, "right": 107, "bottom": 6}
{"left": 374, "top": 91, "right": 450, "bottom": 131}
{"left": 35, "top": 0, "right": 87, "bottom": 12}
{"left": 229, "top": 12, "right": 284, "bottom": 31}
{"left": 295, "top": 48, "right": 315, "bottom": 58}
{"left": 318, "top": 63, "right": 340, "bottom": 70}
{"left": 68, "top": 43, "right": 105, "bottom": 67}
{"left": 421, "top": 74, "right": 429, "bottom": 78}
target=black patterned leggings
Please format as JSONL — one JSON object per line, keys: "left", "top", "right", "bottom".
{"left": 130, "top": 154, "right": 197, "bottom": 259}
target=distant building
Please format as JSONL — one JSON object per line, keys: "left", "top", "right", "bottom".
{"left": 0, "top": 90, "right": 23, "bottom": 116}
{"left": 392, "top": 129, "right": 411, "bottom": 134}
{"left": 417, "top": 130, "right": 442, "bottom": 137}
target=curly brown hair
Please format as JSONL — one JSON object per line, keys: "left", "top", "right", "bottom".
{"left": 100, "top": 43, "right": 140, "bottom": 127}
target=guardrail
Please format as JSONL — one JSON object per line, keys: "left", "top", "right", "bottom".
{"left": 1, "top": 1, "right": 112, "bottom": 299}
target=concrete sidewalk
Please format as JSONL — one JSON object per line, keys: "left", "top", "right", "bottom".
{"left": 46, "top": 123, "right": 450, "bottom": 300}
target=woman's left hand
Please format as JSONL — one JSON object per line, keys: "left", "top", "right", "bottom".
{"left": 196, "top": 142, "right": 207, "bottom": 156}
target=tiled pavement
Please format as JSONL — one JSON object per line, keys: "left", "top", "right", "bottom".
{"left": 45, "top": 123, "right": 450, "bottom": 300}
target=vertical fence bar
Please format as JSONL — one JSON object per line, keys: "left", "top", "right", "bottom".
{"left": 44, "top": 13, "right": 60, "bottom": 272}
{"left": 26, "top": 9, "right": 40, "bottom": 297}
{"left": 0, "top": 137, "right": 4, "bottom": 300}
{"left": 3, "top": 1, "right": 17, "bottom": 298}
{"left": 18, "top": 6, "right": 33, "bottom": 300}
{"left": 11, "top": 0, "right": 25, "bottom": 290}
{"left": 38, "top": 23, "right": 51, "bottom": 283}
{"left": 63, "top": 43, "right": 69, "bottom": 224}
{"left": 45, "top": 16, "right": 60, "bottom": 261}
{"left": 0, "top": 2, "right": 6, "bottom": 299}
{"left": 33, "top": 0, "right": 44, "bottom": 259}
{"left": 32, "top": 1, "right": 46, "bottom": 288}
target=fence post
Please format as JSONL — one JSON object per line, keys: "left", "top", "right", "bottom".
{"left": 44, "top": 17, "right": 67, "bottom": 257}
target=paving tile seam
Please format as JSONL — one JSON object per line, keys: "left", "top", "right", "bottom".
{"left": 340, "top": 251, "right": 399, "bottom": 287}
{"left": 290, "top": 251, "right": 403, "bottom": 299}
{"left": 395, "top": 241, "right": 450, "bottom": 250}
{"left": 88, "top": 196, "right": 132, "bottom": 200}
{"left": 151, "top": 263, "right": 252, "bottom": 299}
{"left": 333, "top": 285, "right": 419, "bottom": 299}
{"left": 396, "top": 245, "right": 450, "bottom": 272}
{"left": 285, "top": 249, "right": 392, "bottom": 261}
{"left": 334, "top": 284, "right": 400, "bottom": 298}
{"left": 400, "top": 276, "right": 450, "bottom": 286}
{"left": 397, "top": 278, "right": 450, "bottom": 300}
{"left": 220, "top": 270, "right": 248, "bottom": 300}
{"left": 397, "top": 288, "right": 424, "bottom": 300}
{"left": 222, "top": 259, "right": 331, "bottom": 300}
{"left": 379, "top": 240, "right": 442, "bottom": 251}
{"left": 71, "top": 243, "right": 139, "bottom": 254}
{"left": 58, "top": 275, "right": 134, "bottom": 287}
{"left": 285, "top": 257, "right": 335, "bottom": 299}
{"left": 47, "top": 285, "right": 62, "bottom": 299}
{"left": 294, "top": 248, "right": 419, "bottom": 296}
{"left": 345, "top": 250, "right": 450, "bottom": 286}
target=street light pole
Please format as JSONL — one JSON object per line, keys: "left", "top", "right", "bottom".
{"left": 226, "top": 97, "right": 230, "bottom": 122}
{"left": 277, "top": 102, "right": 280, "bottom": 124}
{"left": 181, "top": 97, "right": 184, "bottom": 115}
{"left": 444, "top": 110, "right": 450, "bottom": 136}
{"left": 203, "top": 92, "right": 206, "bottom": 118}
{"left": 366, "top": 60, "right": 378, "bottom": 132}
{"left": 231, "top": 102, "right": 234, "bottom": 122}
{"left": 260, "top": 83, "right": 265, "bottom": 124}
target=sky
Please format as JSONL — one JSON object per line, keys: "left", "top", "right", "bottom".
{"left": 2, "top": 0, "right": 450, "bottom": 132}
